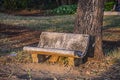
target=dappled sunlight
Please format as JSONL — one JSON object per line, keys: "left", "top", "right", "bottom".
{"left": 103, "top": 16, "right": 120, "bottom": 30}
{"left": 0, "top": 13, "right": 75, "bottom": 32}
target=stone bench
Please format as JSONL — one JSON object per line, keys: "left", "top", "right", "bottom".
{"left": 23, "top": 32, "right": 90, "bottom": 66}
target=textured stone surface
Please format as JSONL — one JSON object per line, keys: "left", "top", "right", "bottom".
{"left": 38, "top": 32, "right": 90, "bottom": 54}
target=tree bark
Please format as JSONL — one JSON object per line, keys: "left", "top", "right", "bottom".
{"left": 74, "top": 0, "right": 104, "bottom": 60}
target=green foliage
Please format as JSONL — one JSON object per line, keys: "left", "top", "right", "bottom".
{"left": 16, "top": 0, "right": 29, "bottom": 9}
{"left": 51, "top": 5, "right": 77, "bottom": 15}
{"left": 50, "top": 2, "right": 116, "bottom": 15}
{"left": 0, "top": 0, "right": 59, "bottom": 11}
{"left": 104, "top": 1, "right": 115, "bottom": 11}
{"left": 3, "top": 0, "right": 17, "bottom": 10}
{"left": 0, "top": 0, "right": 116, "bottom": 11}
{"left": 0, "top": 0, "right": 31, "bottom": 10}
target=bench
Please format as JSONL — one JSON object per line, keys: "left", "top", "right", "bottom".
{"left": 23, "top": 32, "right": 90, "bottom": 66}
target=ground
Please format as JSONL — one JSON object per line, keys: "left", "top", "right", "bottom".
{"left": 0, "top": 12, "right": 120, "bottom": 80}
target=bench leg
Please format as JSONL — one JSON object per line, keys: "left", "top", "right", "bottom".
{"left": 48, "top": 55, "right": 59, "bottom": 63}
{"left": 31, "top": 54, "right": 38, "bottom": 63}
{"left": 68, "top": 57, "right": 74, "bottom": 66}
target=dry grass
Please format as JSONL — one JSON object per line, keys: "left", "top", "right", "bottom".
{"left": 107, "top": 48, "right": 120, "bottom": 56}
{"left": 0, "top": 13, "right": 74, "bottom": 32}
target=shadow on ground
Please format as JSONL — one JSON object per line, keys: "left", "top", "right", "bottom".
{"left": 103, "top": 40, "right": 120, "bottom": 54}
{"left": 0, "top": 23, "right": 41, "bottom": 55}
{"left": 93, "top": 59, "right": 120, "bottom": 80}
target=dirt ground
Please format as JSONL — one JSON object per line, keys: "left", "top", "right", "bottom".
{"left": 0, "top": 23, "right": 120, "bottom": 80}
{"left": 0, "top": 63, "right": 82, "bottom": 80}
{"left": 0, "top": 58, "right": 120, "bottom": 80}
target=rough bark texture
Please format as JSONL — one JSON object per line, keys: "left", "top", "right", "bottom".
{"left": 74, "top": 0, "right": 104, "bottom": 60}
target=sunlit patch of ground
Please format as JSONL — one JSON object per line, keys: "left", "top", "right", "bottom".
{"left": 0, "top": 13, "right": 74, "bottom": 32}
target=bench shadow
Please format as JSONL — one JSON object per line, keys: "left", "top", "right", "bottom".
{"left": 103, "top": 40, "right": 120, "bottom": 55}
{"left": 84, "top": 39, "right": 120, "bottom": 66}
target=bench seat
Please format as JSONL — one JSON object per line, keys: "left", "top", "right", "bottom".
{"left": 24, "top": 46, "right": 83, "bottom": 58}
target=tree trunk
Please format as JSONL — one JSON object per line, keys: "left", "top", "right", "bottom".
{"left": 74, "top": 0, "right": 104, "bottom": 60}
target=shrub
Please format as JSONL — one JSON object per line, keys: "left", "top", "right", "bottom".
{"left": 0, "top": 0, "right": 58, "bottom": 11}
{"left": 104, "top": 2, "right": 115, "bottom": 11}
{"left": 50, "top": 2, "right": 116, "bottom": 15}
{"left": 3, "top": 0, "right": 21, "bottom": 10}
{"left": 51, "top": 5, "right": 77, "bottom": 15}
{"left": 0, "top": 0, "right": 31, "bottom": 10}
